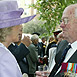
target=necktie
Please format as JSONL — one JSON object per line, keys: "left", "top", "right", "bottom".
{"left": 49, "top": 44, "right": 71, "bottom": 77}
{"left": 59, "top": 44, "right": 71, "bottom": 65}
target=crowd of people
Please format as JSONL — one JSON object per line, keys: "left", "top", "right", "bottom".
{"left": 0, "top": 0, "right": 77, "bottom": 77}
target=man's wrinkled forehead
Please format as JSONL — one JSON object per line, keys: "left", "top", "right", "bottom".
{"left": 63, "top": 7, "right": 73, "bottom": 17}
{"left": 63, "top": 4, "right": 77, "bottom": 18}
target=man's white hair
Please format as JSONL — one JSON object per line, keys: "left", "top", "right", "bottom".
{"left": 31, "top": 34, "right": 39, "bottom": 41}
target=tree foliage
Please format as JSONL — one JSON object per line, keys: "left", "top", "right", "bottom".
{"left": 23, "top": 19, "right": 48, "bottom": 36}
{"left": 29, "top": 0, "right": 77, "bottom": 36}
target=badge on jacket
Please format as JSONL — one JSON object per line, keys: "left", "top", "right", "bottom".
{"left": 60, "top": 62, "right": 77, "bottom": 77}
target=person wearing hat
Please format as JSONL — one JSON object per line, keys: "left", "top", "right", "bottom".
{"left": 32, "top": 32, "right": 40, "bottom": 36}
{"left": 46, "top": 28, "right": 62, "bottom": 57}
{"left": 53, "top": 28, "right": 62, "bottom": 39}
{"left": 0, "top": 0, "right": 36, "bottom": 77}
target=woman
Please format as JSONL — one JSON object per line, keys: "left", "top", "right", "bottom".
{"left": 0, "top": 0, "right": 35, "bottom": 77}
{"left": 0, "top": 25, "right": 22, "bottom": 77}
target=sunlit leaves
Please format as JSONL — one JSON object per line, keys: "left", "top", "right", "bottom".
{"left": 29, "top": 0, "right": 77, "bottom": 36}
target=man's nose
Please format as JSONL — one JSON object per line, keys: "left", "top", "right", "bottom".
{"left": 60, "top": 22, "right": 65, "bottom": 28}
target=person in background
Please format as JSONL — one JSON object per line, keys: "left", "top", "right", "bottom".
{"left": 38, "top": 37, "right": 48, "bottom": 65}
{"left": 39, "top": 37, "right": 46, "bottom": 57}
{"left": 48, "top": 31, "right": 67, "bottom": 72}
{"left": 27, "top": 34, "right": 39, "bottom": 77}
{"left": 46, "top": 29, "right": 62, "bottom": 57}
{"left": 46, "top": 36, "right": 54, "bottom": 57}
{"left": 0, "top": 0, "right": 36, "bottom": 77}
{"left": 32, "top": 32, "right": 41, "bottom": 55}
{"left": 32, "top": 32, "right": 40, "bottom": 36}
{"left": 48, "top": 36, "right": 54, "bottom": 43}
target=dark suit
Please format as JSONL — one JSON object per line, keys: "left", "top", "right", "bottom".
{"left": 27, "top": 43, "right": 38, "bottom": 77}
{"left": 49, "top": 40, "right": 68, "bottom": 77}
{"left": 54, "top": 50, "right": 77, "bottom": 77}
{"left": 38, "top": 42, "right": 46, "bottom": 57}
{"left": 8, "top": 43, "right": 30, "bottom": 74}
{"left": 49, "top": 40, "right": 77, "bottom": 77}
{"left": 55, "top": 40, "right": 68, "bottom": 64}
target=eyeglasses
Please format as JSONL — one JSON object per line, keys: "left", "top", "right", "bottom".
{"left": 60, "top": 18, "right": 69, "bottom": 25}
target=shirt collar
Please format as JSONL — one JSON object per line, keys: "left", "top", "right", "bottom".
{"left": 11, "top": 42, "right": 15, "bottom": 46}
{"left": 71, "top": 41, "right": 77, "bottom": 51}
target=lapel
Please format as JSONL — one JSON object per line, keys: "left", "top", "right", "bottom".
{"left": 55, "top": 40, "right": 68, "bottom": 64}
{"left": 49, "top": 50, "right": 77, "bottom": 77}
{"left": 8, "top": 43, "right": 18, "bottom": 52}
{"left": 68, "top": 50, "right": 77, "bottom": 63}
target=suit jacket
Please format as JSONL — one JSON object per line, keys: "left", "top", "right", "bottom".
{"left": 38, "top": 42, "right": 46, "bottom": 57}
{"left": 0, "top": 43, "right": 22, "bottom": 77}
{"left": 8, "top": 43, "right": 30, "bottom": 74}
{"left": 54, "top": 50, "right": 77, "bottom": 77}
{"left": 27, "top": 43, "right": 38, "bottom": 74}
{"left": 50, "top": 40, "right": 77, "bottom": 77}
{"left": 55, "top": 40, "right": 68, "bottom": 64}
{"left": 49, "top": 40, "right": 68, "bottom": 77}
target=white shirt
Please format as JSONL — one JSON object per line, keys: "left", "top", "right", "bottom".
{"left": 64, "top": 41, "right": 77, "bottom": 62}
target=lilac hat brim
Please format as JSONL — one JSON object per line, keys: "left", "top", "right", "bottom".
{"left": 0, "top": 0, "right": 36, "bottom": 28}
{"left": 0, "top": 8, "right": 24, "bottom": 20}
{"left": 0, "top": 15, "right": 36, "bottom": 28}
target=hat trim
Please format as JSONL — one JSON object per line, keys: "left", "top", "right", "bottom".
{"left": 0, "top": 8, "right": 24, "bottom": 20}
{"left": 0, "top": 15, "right": 36, "bottom": 28}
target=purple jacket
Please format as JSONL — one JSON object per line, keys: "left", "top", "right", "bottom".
{"left": 0, "top": 43, "right": 22, "bottom": 77}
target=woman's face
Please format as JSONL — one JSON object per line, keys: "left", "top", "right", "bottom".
{"left": 10, "top": 25, "right": 22, "bottom": 42}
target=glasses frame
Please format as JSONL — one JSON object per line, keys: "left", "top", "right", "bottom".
{"left": 60, "top": 17, "right": 69, "bottom": 25}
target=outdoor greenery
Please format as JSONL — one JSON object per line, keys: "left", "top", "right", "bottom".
{"left": 28, "top": 0, "right": 77, "bottom": 36}
{"left": 23, "top": 19, "right": 48, "bottom": 37}
{"left": 23, "top": 0, "right": 77, "bottom": 37}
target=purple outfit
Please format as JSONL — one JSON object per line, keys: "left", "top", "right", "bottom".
{"left": 0, "top": 43, "right": 22, "bottom": 77}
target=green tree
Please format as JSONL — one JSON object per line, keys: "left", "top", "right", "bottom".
{"left": 29, "top": 0, "right": 77, "bottom": 36}
{"left": 23, "top": 19, "right": 48, "bottom": 36}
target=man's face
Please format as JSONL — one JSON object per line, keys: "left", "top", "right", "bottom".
{"left": 60, "top": 6, "right": 77, "bottom": 42}
{"left": 11, "top": 25, "right": 22, "bottom": 42}
{"left": 33, "top": 39, "right": 39, "bottom": 45}
{"left": 42, "top": 38, "right": 46, "bottom": 43}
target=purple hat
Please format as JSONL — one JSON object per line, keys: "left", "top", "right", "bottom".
{"left": 0, "top": 0, "right": 36, "bottom": 28}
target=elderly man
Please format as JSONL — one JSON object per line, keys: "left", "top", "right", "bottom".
{"left": 27, "top": 34, "right": 39, "bottom": 77}
{"left": 49, "top": 4, "right": 77, "bottom": 77}
{"left": 36, "top": 4, "right": 77, "bottom": 77}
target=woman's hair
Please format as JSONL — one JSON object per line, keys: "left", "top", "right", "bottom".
{"left": 0, "top": 26, "right": 13, "bottom": 42}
